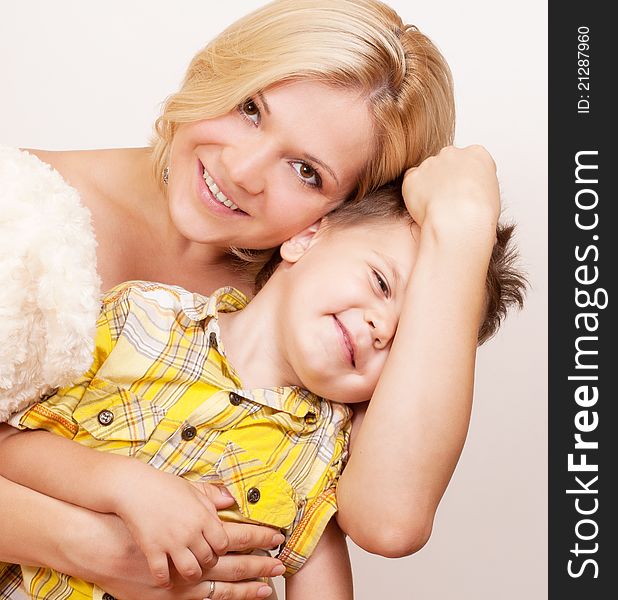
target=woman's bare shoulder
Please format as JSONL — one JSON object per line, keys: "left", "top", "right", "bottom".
{"left": 21, "top": 148, "right": 151, "bottom": 212}
{"left": 21, "top": 147, "right": 101, "bottom": 174}
{"left": 18, "top": 148, "right": 159, "bottom": 288}
{"left": 23, "top": 147, "right": 130, "bottom": 187}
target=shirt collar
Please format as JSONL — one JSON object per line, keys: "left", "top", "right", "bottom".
{"left": 233, "top": 386, "right": 323, "bottom": 419}
{"left": 179, "top": 286, "right": 249, "bottom": 323}
{"left": 182, "top": 287, "right": 323, "bottom": 418}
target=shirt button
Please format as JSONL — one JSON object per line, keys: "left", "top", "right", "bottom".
{"left": 181, "top": 425, "right": 197, "bottom": 441}
{"left": 97, "top": 409, "right": 114, "bottom": 426}
{"left": 229, "top": 392, "right": 243, "bottom": 406}
{"left": 209, "top": 332, "right": 218, "bottom": 350}
{"left": 305, "top": 412, "right": 317, "bottom": 425}
{"left": 102, "top": 594, "right": 116, "bottom": 600}
{"left": 247, "top": 487, "right": 261, "bottom": 504}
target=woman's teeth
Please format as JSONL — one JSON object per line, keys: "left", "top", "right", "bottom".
{"left": 203, "top": 168, "right": 239, "bottom": 211}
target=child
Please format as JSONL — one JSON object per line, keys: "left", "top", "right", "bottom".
{"left": 0, "top": 185, "right": 525, "bottom": 600}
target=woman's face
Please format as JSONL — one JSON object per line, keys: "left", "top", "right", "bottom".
{"left": 166, "top": 80, "right": 374, "bottom": 249}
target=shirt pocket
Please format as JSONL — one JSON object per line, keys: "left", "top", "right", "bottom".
{"left": 72, "top": 377, "right": 166, "bottom": 448}
{"left": 215, "top": 440, "right": 298, "bottom": 530}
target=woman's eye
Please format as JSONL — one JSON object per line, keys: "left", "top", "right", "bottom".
{"left": 290, "top": 161, "right": 322, "bottom": 188}
{"left": 374, "top": 270, "right": 390, "bottom": 297}
{"left": 239, "top": 98, "right": 260, "bottom": 126}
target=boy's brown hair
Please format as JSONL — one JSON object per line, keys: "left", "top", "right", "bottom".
{"left": 255, "top": 183, "right": 526, "bottom": 345}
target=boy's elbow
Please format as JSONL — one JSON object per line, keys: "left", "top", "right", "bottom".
{"left": 339, "top": 512, "right": 433, "bottom": 558}
{"left": 356, "top": 522, "right": 432, "bottom": 558}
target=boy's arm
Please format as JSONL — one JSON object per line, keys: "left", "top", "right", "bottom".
{"left": 336, "top": 146, "right": 500, "bottom": 557}
{"left": 285, "top": 519, "right": 353, "bottom": 600}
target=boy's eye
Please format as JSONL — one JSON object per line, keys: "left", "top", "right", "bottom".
{"left": 373, "top": 270, "right": 390, "bottom": 297}
{"left": 238, "top": 98, "right": 261, "bottom": 126}
{"left": 290, "top": 161, "right": 322, "bottom": 188}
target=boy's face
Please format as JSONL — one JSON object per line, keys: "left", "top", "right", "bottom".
{"left": 277, "top": 218, "right": 419, "bottom": 404}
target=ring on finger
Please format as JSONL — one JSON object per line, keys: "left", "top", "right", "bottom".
{"left": 204, "top": 580, "right": 216, "bottom": 599}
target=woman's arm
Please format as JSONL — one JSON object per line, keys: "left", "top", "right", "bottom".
{"left": 285, "top": 519, "right": 353, "bottom": 600}
{"left": 0, "top": 474, "right": 110, "bottom": 570}
{"left": 0, "top": 475, "right": 283, "bottom": 599}
{"left": 336, "top": 146, "right": 500, "bottom": 557}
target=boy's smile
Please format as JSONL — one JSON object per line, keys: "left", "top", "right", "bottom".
{"left": 219, "top": 217, "right": 420, "bottom": 405}
{"left": 333, "top": 315, "right": 356, "bottom": 367}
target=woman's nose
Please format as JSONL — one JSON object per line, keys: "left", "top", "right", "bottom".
{"left": 220, "top": 139, "right": 271, "bottom": 196}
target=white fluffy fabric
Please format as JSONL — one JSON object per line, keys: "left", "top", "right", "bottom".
{"left": 0, "top": 146, "right": 101, "bottom": 421}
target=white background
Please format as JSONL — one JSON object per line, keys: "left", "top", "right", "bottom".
{"left": 0, "top": 1, "right": 547, "bottom": 598}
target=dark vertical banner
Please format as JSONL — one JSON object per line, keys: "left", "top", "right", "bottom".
{"left": 548, "top": 1, "right": 613, "bottom": 598}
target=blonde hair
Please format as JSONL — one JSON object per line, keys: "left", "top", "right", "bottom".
{"left": 152, "top": 0, "right": 455, "bottom": 201}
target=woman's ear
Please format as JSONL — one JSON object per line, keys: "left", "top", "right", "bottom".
{"left": 280, "top": 220, "right": 323, "bottom": 263}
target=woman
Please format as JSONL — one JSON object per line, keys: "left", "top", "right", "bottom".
{"left": 0, "top": 1, "right": 499, "bottom": 599}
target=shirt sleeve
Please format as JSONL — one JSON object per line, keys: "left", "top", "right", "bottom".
{"left": 278, "top": 418, "right": 351, "bottom": 576}
{"left": 16, "top": 285, "right": 132, "bottom": 438}
{"left": 278, "top": 483, "right": 340, "bottom": 577}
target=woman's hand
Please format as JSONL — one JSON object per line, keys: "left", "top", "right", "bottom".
{"left": 402, "top": 144, "right": 500, "bottom": 232}
{"left": 95, "top": 531, "right": 282, "bottom": 600}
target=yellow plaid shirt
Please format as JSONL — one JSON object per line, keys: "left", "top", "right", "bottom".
{"left": 0, "top": 281, "right": 351, "bottom": 600}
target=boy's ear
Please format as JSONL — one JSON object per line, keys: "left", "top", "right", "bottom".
{"left": 280, "top": 219, "right": 323, "bottom": 263}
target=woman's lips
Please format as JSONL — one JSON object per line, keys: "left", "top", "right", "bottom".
{"left": 334, "top": 316, "right": 356, "bottom": 368}
{"left": 196, "top": 159, "right": 247, "bottom": 216}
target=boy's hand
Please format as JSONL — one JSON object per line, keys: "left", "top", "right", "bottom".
{"left": 68, "top": 507, "right": 286, "bottom": 600}
{"left": 110, "top": 464, "right": 237, "bottom": 589}
{"left": 402, "top": 145, "right": 500, "bottom": 232}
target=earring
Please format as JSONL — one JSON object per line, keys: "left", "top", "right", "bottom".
{"left": 162, "top": 166, "right": 169, "bottom": 185}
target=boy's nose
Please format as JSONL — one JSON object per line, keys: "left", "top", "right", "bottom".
{"left": 220, "top": 139, "right": 271, "bottom": 195}
{"left": 366, "top": 307, "right": 397, "bottom": 350}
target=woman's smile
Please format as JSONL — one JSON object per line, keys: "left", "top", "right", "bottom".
{"left": 196, "top": 159, "right": 248, "bottom": 217}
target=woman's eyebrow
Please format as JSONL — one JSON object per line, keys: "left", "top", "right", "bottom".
{"left": 302, "top": 153, "right": 340, "bottom": 186}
